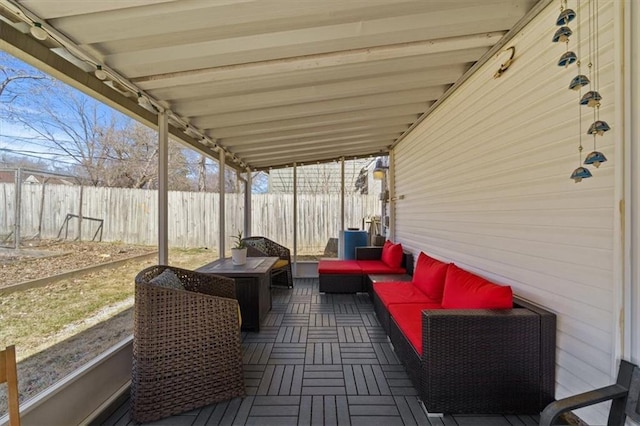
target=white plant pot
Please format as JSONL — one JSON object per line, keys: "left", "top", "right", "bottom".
{"left": 231, "top": 248, "right": 247, "bottom": 265}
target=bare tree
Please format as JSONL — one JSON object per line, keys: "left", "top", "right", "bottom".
{"left": 6, "top": 81, "right": 116, "bottom": 185}
{"left": 1, "top": 53, "right": 207, "bottom": 190}
{"left": 202, "top": 165, "right": 240, "bottom": 193}
{"left": 4, "top": 73, "right": 195, "bottom": 188}
{"left": 0, "top": 52, "right": 47, "bottom": 103}
{"left": 107, "top": 122, "right": 154, "bottom": 188}
{"left": 0, "top": 152, "right": 49, "bottom": 170}
{"left": 90, "top": 121, "right": 193, "bottom": 190}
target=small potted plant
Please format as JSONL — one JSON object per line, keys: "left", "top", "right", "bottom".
{"left": 231, "top": 230, "right": 247, "bottom": 265}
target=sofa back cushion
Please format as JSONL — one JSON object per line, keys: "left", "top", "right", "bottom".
{"left": 441, "top": 264, "right": 513, "bottom": 309}
{"left": 412, "top": 252, "right": 450, "bottom": 302}
{"left": 381, "top": 240, "right": 403, "bottom": 269}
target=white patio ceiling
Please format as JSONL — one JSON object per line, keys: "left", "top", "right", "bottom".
{"left": 0, "top": 0, "right": 541, "bottom": 171}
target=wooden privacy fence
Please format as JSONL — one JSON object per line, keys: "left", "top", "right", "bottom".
{"left": 0, "top": 183, "right": 380, "bottom": 253}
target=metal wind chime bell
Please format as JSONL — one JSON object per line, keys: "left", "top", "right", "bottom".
{"left": 553, "top": 0, "right": 609, "bottom": 183}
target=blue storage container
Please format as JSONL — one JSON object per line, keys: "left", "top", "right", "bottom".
{"left": 340, "top": 230, "right": 368, "bottom": 260}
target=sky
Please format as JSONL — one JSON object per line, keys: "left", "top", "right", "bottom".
{"left": 0, "top": 51, "right": 264, "bottom": 189}
{"left": 0, "top": 51, "right": 123, "bottom": 167}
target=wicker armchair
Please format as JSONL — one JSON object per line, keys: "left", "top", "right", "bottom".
{"left": 131, "top": 265, "right": 245, "bottom": 424}
{"left": 242, "top": 236, "right": 293, "bottom": 288}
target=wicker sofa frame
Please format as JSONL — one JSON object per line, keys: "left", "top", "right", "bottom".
{"left": 131, "top": 265, "right": 246, "bottom": 423}
{"left": 319, "top": 246, "right": 413, "bottom": 293}
{"left": 387, "top": 296, "right": 556, "bottom": 415}
{"left": 372, "top": 288, "right": 394, "bottom": 334}
{"left": 242, "top": 236, "right": 293, "bottom": 288}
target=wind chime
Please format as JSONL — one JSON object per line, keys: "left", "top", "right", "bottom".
{"left": 553, "top": 0, "right": 609, "bottom": 183}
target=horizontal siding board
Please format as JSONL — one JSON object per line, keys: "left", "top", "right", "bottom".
{"left": 393, "top": 1, "right": 617, "bottom": 423}
{"left": 556, "top": 334, "right": 612, "bottom": 371}
{"left": 555, "top": 366, "right": 610, "bottom": 426}
{"left": 557, "top": 351, "right": 613, "bottom": 387}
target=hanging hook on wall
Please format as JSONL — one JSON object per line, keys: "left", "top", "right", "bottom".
{"left": 494, "top": 46, "right": 516, "bottom": 78}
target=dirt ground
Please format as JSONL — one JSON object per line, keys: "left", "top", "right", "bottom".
{"left": 0, "top": 239, "right": 155, "bottom": 289}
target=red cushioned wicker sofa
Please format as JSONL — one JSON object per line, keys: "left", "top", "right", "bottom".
{"left": 318, "top": 240, "right": 413, "bottom": 293}
{"left": 373, "top": 252, "right": 556, "bottom": 415}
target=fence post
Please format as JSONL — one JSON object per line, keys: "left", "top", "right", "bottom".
{"left": 77, "top": 185, "right": 84, "bottom": 241}
{"left": 14, "top": 168, "right": 21, "bottom": 249}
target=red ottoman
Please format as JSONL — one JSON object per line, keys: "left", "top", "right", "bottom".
{"left": 318, "top": 260, "right": 363, "bottom": 293}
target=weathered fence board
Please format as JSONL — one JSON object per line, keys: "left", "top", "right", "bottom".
{"left": 0, "top": 184, "right": 379, "bottom": 253}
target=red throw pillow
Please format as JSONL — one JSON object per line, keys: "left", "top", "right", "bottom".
{"left": 412, "top": 252, "right": 450, "bottom": 302}
{"left": 381, "top": 240, "right": 403, "bottom": 268}
{"left": 441, "top": 264, "right": 513, "bottom": 309}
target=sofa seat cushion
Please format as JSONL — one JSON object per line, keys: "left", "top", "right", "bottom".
{"left": 412, "top": 252, "right": 450, "bottom": 303}
{"left": 381, "top": 240, "right": 404, "bottom": 268}
{"left": 373, "top": 282, "right": 439, "bottom": 308}
{"left": 389, "top": 303, "right": 443, "bottom": 355}
{"left": 318, "top": 260, "right": 362, "bottom": 274}
{"left": 357, "top": 260, "right": 406, "bottom": 275}
{"left": 441, "top": 264, "right": 513, "bottom": 309}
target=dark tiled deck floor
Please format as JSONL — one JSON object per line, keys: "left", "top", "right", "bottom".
{"left": 100, "top": 278, "right": 540, "bottom": 426}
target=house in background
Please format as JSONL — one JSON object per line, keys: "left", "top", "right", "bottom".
{"left": 0, "top": 169, "right": 75, "bottom": 186}
{"left": 0, "top": 171, "right": 14, "bottom": 184}
{"left": 267, "top": 158, "right": 378, "bottom": 194}
{"left": 23, "top": 174, "right": 73, "bottom": 185}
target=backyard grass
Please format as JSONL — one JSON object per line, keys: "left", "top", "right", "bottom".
{"left": 0, "top": 246, "right": 217, "bottom": 414}
{"left": 0, "top": 246, "right": 216, "bottom": 361}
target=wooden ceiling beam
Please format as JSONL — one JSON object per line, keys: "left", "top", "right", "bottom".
{"left": 190, "top": 88, "right": 442, "bottom": 128}
{"left": 205, "top": 105, "right": 424, "bottom": 138}
{"left": 243, "top": 138, "right": 394, "bottom": 161}
{"left": 228, "top": 127, "right": 407, "bottom": 152}
{"left": 134, "top": 33, "right": 504, "bottom": 89}
{"left": 173, "top": 71, "right": 455, "bottom": 116}
{"left": 221, "top": 117, "right": 413, "bottom": 146}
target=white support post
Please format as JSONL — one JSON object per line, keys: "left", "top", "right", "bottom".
{"left": 158, "top": 111, "right": 169, "bottom": 264}
{"left": 218, "top": 151, "right": 226, "bottom": 259}
{"left": 293, "top": 163, "right": 297, "bottom": 276}
{"left": 245, "top": 170, "right": 252, "bottom": 237}
{"left": 620, "top": 0, "right": 640, "bottom": 365}
{"left": 388, "top": 151, "right": 396, "bottom": 241}
{"left": 340, "top": 158, "right": 345, "bottom": 232}
{"left": 631, "top": 0, "right": 640, "bottom": 366}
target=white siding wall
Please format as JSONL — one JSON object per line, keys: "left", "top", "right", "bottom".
{"left": 394, "top": 1, "right": 617, "bottom": 423}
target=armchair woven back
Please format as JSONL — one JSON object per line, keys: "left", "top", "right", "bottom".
{"left": 242, "top": 236, "right": 293, "bottom": 287}
{"left": 131, "top": 265, "right": 245, "bottom": 423}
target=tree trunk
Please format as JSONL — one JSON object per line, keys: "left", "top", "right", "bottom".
{"left": 198, "top": 155, "right": 207, "bottom": 192}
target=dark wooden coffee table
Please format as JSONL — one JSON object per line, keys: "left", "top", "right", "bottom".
{"left": 197, "top": 257, "right": 278, "bottom": 332}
